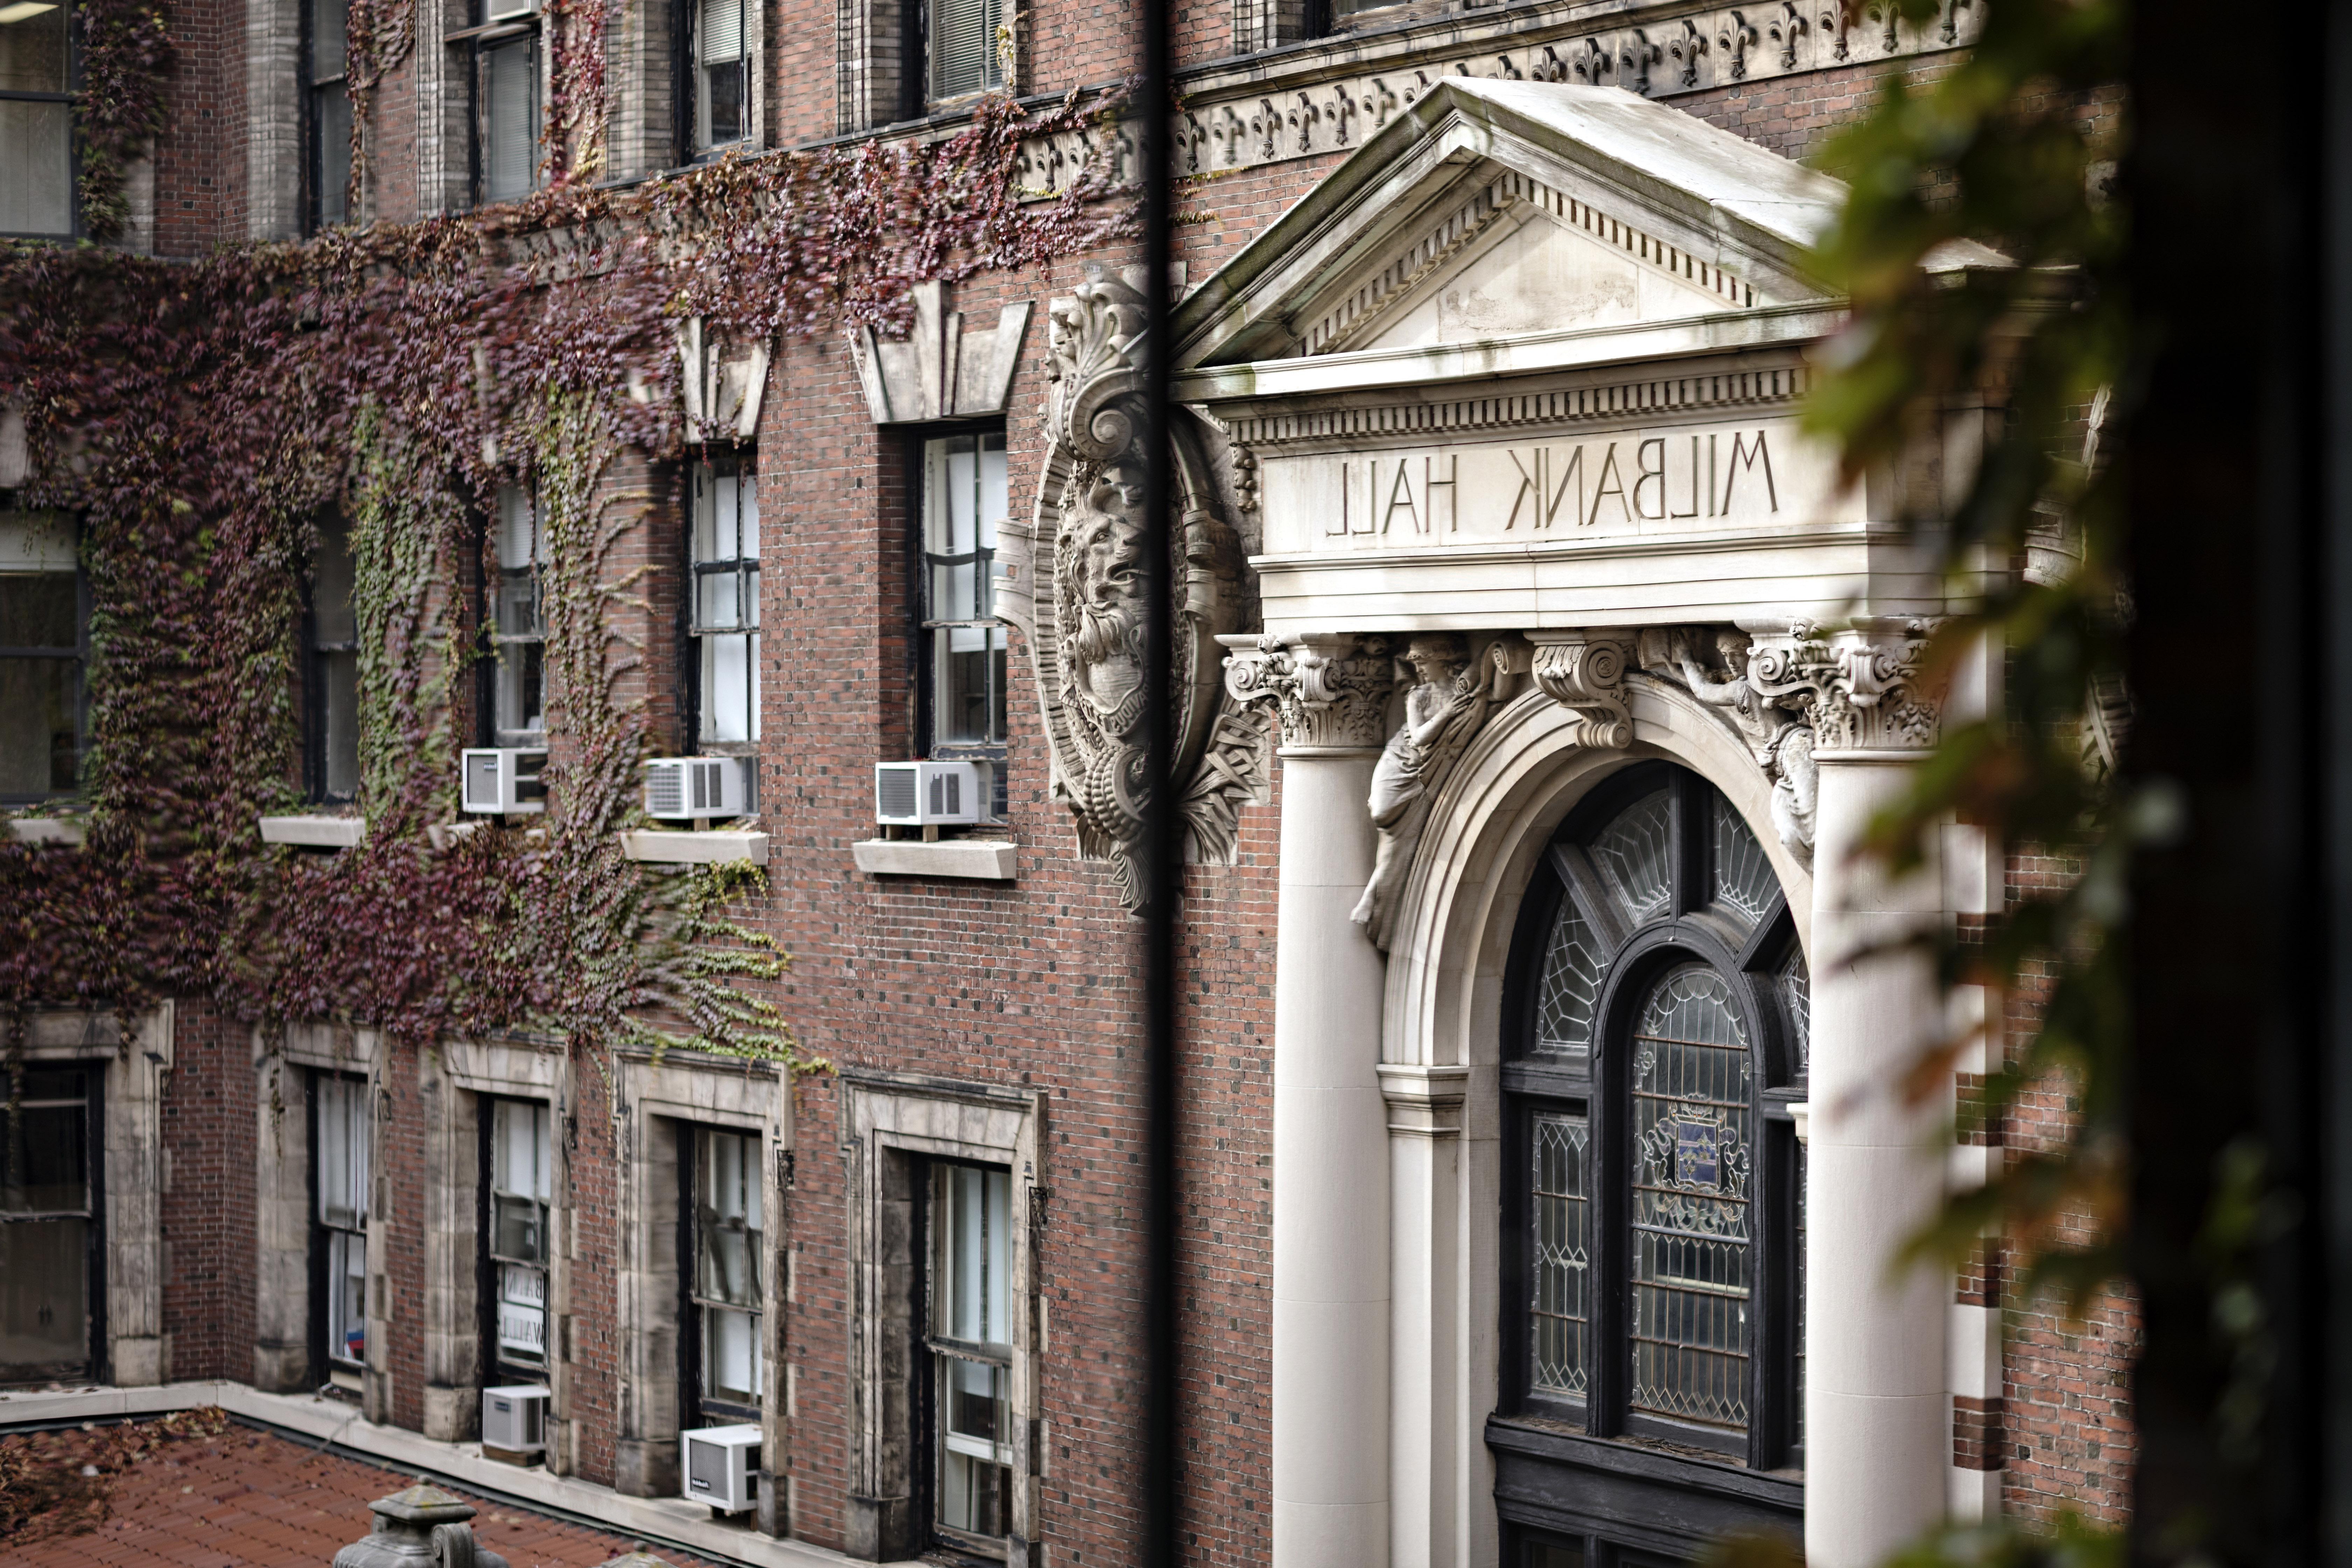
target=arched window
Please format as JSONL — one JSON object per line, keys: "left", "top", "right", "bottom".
{"left": 1498, "top": 761, "right": 1808, "bottom": 1542}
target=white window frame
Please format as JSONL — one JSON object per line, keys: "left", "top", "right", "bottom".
{"left": 315, "top": 1070, "right": 372, "bottom": 1390}
{"left": 689, "top": 456, "right": 761, "bottom": 744}
{"left": 491, "top": 483, "right": 544, "bottom": 743}
{"left": 487, "top": 1096, "right": 554, "bottom": 1375}
{"left": 918, "top": 432, "right": 1009, "bottom": 799}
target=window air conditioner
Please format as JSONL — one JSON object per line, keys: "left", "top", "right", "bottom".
{"left": 874, "top": 760, "right": 986, "bottom": 827}
{"left": 681, "top": 1422, "right": 762, "bottom": 1514}
{"left": 481, "top": 1384, "right": 549, "bottom": 1460}
{"left": 461, "top": 748, "right": 548, "bottom": 814}
{"left": 644, "top": 756, "right": 749, "bottom": 820}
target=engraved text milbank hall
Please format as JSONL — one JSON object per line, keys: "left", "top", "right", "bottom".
{"left": 0, "top": 0, "right": 2132, "bottom": 1561}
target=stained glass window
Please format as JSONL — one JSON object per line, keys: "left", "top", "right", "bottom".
{"left": 1530, "top": 1112, "right": 1590, "bottom": 1398}
{"left": 1587, "top": 789, "right": 1673, "bottom": 926}
{"left": 1712, "top": 794, "right": 1779, "bottom": 926}
{"left": 1628, "top": 965, "right": 1752, "bottom": 1432}
{"left": 1534, "top": 896, "right": 1604, "bottom": 1057}
{"left": 1780, "top": 947, "right": 1810, "bottom": 1074}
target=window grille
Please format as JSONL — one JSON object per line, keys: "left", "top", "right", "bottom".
{"left": 492, "top": 485, "right": 544, "bottom": 742}
{"left": 690, "top": 458, "right": 760, "bottom": 743}
{"left": 691, "top": 0, "right": 749, "bottom": 152}
{"left": 0, "top": 0, "right": 73, "bottom": 237}
{"left": 0, "top": 510, "right": 84, "bottom": 802}
{"left": 929, "top": 1161, "right": 1013, "bottom": 1543}
{"left": 306, "top": 0, "right": 352, "bottom": 227}
{"left": 927, "top": 0, "right": 1002, "bottom": 103}
{"left": 486, "top": 1099, "right": 552, "bottom": 1372}
{"left": 692, "top": 1127, "right": 762, "bottom": 1409}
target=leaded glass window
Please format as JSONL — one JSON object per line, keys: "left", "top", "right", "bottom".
{"left": 1530, "top": 1112, "right": 1590, "bottom": 1398}
{"left": 1780, "top": 948, "right": 1811, "bottom": 1073}
{"left": 1628, "top": 966, "right": 1753, "bottom": 1430}
{"left": 1504, "top": 761, "right": 1810, "bottom": 1470}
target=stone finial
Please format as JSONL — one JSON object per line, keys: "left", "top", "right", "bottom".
{"left": 334, "top": 1484, "right": 511, "bottom": 1568}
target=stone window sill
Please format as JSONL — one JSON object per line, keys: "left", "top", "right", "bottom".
{"left": 851, "top": 837, "right": 1017, "bottom": 881}
{"left": 621, "top": 828, "right": 769, "bottom": 865}
{"left": 5, "top": 816, "right": 85, "bottom": 847}
{"left": 259, "top": 814, "right": 367, "bottom": 848}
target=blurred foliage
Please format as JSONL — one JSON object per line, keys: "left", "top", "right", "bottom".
{"left": 1792, "top": 0, "right": 2140, "bottom": 1559}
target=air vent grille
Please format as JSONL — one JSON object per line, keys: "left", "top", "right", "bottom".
{"left": 878, "top": 768, "right": 917, "bottom": 820}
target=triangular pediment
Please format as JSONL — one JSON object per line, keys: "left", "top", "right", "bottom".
{"left": 1173, "top": 80, "right": 1995, "bottom": 372}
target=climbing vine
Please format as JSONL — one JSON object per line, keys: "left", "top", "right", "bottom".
{"left": 74, "top": 0, "right": 174, "bottom": 240}
{"left": 0, "top": 90, "right": 1138, "bottom": 1071}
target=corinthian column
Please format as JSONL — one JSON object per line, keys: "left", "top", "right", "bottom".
{"left": 1751, "top": 621, "right": 1951, "bottom": 1568}
{"left": 1224, "top": 633, "right": 1396, "bottom": 1568}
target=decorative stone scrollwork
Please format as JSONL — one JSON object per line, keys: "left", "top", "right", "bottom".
{"left": 993, "top": 264, "right": 1262, "bottom": 913}
{"left": 1219, "top": 631, "right": 1395, "bottom": 753}
{"left": 1529, "top": 631, "right": 1633, "bottom": 749}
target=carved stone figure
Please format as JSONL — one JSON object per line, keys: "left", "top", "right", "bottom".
{"left": 993, "top": 265, "right": 1266, "bottom": 912}
{"left": 1351, "top": 634, "right": 1520, "bottom": 948}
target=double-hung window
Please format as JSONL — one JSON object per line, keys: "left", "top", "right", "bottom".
{"left": 0, "top": 1065, "right": 100, "bottom": 1383}
{"left": 927, "top": 1161, "right": 1013, "bottom": 1548}
{"left": 472, "top": 0, "right": 541, "bottom": 204}
{"left": 926, "top": 0, "right": 1002, "bottom": 103}
{"left": 313, "top": 1072, "right": 371, "bottom": 1393}
{"left": 0, "top": 0, "right": 73, "bottom": 239}
{"left": 491, "top": 485, "right": 544, "bottom": 743}
{"left": 1496, "top": 763, "right": 1807, "bottom": 1559}
{"left": 0, "top": 510, "right": 83, "bottom": 802}
{"left": 688, "top": 1127, "right": 762, "bottom": 1417}
{"left": 305, "top": 0, "right": 352, "bottom": 228}
{"left": 484, "top": 1098, "right": 553, "bottom": 1380}
{"left": 687, "top": 0, "right": 749, "bottom": 154}
{"left": 689, "top": 457, "right": 760, "bottom": 744}
{"left": 306, "top": 516, "right": 360, "bottom": 802}
{"left": 919, "top": 433, "right": 1008, "bottom": 804}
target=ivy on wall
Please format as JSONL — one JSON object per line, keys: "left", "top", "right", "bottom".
{"left": 0, "top": 92, "right": 1137, "bottom": 1071}
{"left": 76, "top": 0, "right": 173, "bottom": 239}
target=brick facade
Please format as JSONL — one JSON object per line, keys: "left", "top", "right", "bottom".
{"left": 49, "top": 0, "right": 2136, "bottom": 1559}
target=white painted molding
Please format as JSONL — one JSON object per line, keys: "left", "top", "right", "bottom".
{"left": 0, "top": 1381, "right": 911, "bottom": 1568}
{"left": 850, "top": 838, "right": 1017, "bottom": 881}
{"left": 258, "top": 814, "right": 367, "bottom": 848}
{"left": 6, "top": 817, "right": 86, "bottom": 846}
{"left": 620, "top": 829, "right": 771, "bottom": 866}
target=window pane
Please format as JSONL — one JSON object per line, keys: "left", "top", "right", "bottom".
{"left": 1628, "top": 965, "right": 1753, "bottom": 1432}
{"left": 1526, "top": 1542, "right": 1586, "bottom": 1568}
{"left": 312, "top": 520, "right": 358, "bottom": 645}
{"left": 497, "top": 485, "right": 537, "bottom": 570}
{"left": 928, "top": 0, "right": 1001, "bottom": 99}
{"left": 317, "top": 1076, "right": 370, "bottom": 1230}
{"left": 483, "top": 38, "right": 540, "bottom": 202}
{"left": 0, "top": 99, "right": 72, "bottom": 237}
{"left": 930, "top": 557, "right": 978, "bottom": 622}
{"left": 0, "top": 1216, "right": 86, "bottom": 1373}
{"left": 698, "top": 567, "right": 741, "bottom": 630}
{"left": 1532, "top": 894, "right": 1602, "bottom": 1059}
{"left": 1, "top": 1102, "right": 87, "bottom": 1213}
{"left": 1529, "top": 1111, "right": 1589, "bottom": 1399}
{"left": 1587, "top": 789, "right": 1673, "bottom": 926}
{"left": 1711, "top": 792, "right": 1780, "bottom": 926}
{"left": 701, "top": 631, "right": 751, "bottom": 743}
{"left": 938, "top": 1356, "right": 1009, "bottom": 1536}
{"left": 315, "top": 85, "right": 353, "bottom": 227}
{"left": 696, "top": 1129, "right": 762, "bottom": 1307}
{"left": 1781, "top": 947, "right": 1811, "bottom": 1074}
{"left": 738, "top": 475, "right": 758, "bottom": 557}
{"left": 938, "top": 1162, "right": 1010, "bottom": 1346}
{"left": 324, "top": 649, "right": 360, "bottom": 798}
{"left": 328, "top": 1227, "right": 366, "bottom": 1365}
{"left": 977, "top": 434, "right": 1007, "bottom": 553}
{"left": 933, "top": 625, "right": 1005, "bottom": 746}
{"left": 307, "top": 0, "right": 348, "bottom": 82}
{"left": 497, "top": 1261, "right": 546, "bottom": 1361}
{"left": 0, "top": 0, "right": 68, "bottom": 92}
{"left": 0, "top": 654, "right": 78, "bottom": 796}
{"left": 0, "top": 572, "right": 77, "bottom": 646}
{"left": 704, "top": 1304, "right": 760, "bottom": 1405}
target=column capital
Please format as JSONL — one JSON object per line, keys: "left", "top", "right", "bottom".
{"left": 1220, "top": 632, "right": 1395, "bottom": 754}
{"left": 1527, "top": 630, "right": 1634, "bottom": 750}
{"left": 1746, "top": 617, "right": 1946, "bottom": 757}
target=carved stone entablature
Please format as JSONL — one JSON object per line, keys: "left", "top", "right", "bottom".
{"left": 993, "top": 265, "right": 1262, "bottom": 913}
{"left": 1220, "top": 631, "right": 1395, "bottom": 754}
{"left": 845, "top": 280, "right": 1032, "bottom": 426}
{"left": 1528, "top": 631, "right": 1633, "bottom": 750}
{"left": 1013, "top": 0, "right": 1981, "bottom": 201}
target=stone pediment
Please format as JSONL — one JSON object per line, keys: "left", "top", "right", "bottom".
{"left": 1174, "top": 80, "right": 1974, "bottom": 372}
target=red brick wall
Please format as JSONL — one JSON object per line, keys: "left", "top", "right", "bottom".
{"left": 161, "top": 1000, "right": 258, "bottom": 1381}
